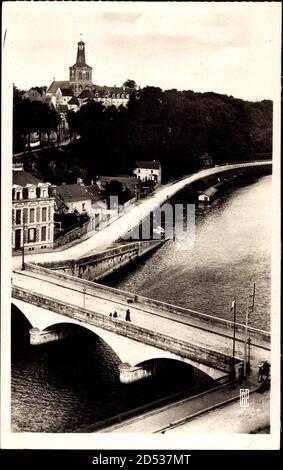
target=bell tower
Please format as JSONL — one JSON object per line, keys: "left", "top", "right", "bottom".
{"left": 69, "top": 36, "right": 93, "bottom": 96}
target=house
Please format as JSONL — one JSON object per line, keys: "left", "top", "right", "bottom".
{"left": 133, "top": 161, "right": 162, "bottom": 185}
{"left": 54, "top": 183, "right": 92, "bottom": 214}
{"left": 92, "top": 85, "right": 135, "bottom": 109}
{"left": 77, "top": 89, "right": 96, "bottom": 107}
{"left": 12, "top": 163, "right": 55, "bottom": 252}
{"left": 198, "top": 187, "right": 218, "bottom": 202}
{"left": 85, "top": 182, "right": 108, "bottom": 228}
{"left": 68, "top": 96, "right": 80, "bottom": 112}
{"left": 199, "top": 152, "right": 214, "bottom": 169}
{"left": 46, "top": 81, "right": 71, "bottom": 108}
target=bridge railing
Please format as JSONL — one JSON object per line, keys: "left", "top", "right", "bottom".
{"left": 12, "top": 284, "right": 240, "bottom": 374}
{"left": 22, "top": 262, "right": 271, "bottom": 347}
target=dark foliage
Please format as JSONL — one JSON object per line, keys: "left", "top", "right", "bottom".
{"left": 14, "top": 85, "right": 272, "bottom": 183}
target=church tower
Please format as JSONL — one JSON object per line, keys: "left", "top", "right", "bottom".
{"left": 69, "top": 38, "right": 93, "bottom": 96}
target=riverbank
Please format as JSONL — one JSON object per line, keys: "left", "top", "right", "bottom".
{"left": 11, "top": 161, "right": 271, "bottom": 272}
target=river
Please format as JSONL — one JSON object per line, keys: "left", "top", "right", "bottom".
{"left": 11, "top": 174, "right": 271, "bottom": 432}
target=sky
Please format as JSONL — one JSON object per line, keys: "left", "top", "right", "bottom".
{"left": 2, "top": 1, "right": 281, "bottom": 101}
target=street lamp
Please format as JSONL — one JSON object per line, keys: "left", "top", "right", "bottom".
{"left": 231, "top": 298, "right": 237, "bottom": 387}
{"left": 21, "top": 212, "right": 26, "bottom": 271}
{"left": 83, "top": 288, "right": 86, "bottom": 308}
{"left": 247, "top": 337, "right": 251, "bottom": 374}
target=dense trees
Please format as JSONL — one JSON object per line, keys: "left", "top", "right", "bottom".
{"left": 14, "top": 85, "right": 272, "bottom": 184}
{"left": 13, "top": 85, "right": 61, "bottom": 153}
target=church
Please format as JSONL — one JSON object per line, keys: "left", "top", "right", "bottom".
{"left": 46, "top": 39, "right": 136, "bottom": 112}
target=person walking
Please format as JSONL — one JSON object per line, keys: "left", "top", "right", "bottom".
{"left": 113, "top": 311, "right": 118, "bottom": 318}
{"left": 109, "top": 312, "right": 112, "bottom": 318}
{"left": 125, "top": 309, "right": 131, "bottom": 322}
{"left": 262, "top": 360, "right": 270, "bottom": 378}
{"left": 258, "top": 362, "right": 264, "bottom": 382}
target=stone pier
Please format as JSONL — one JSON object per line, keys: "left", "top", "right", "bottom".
{"left": 29, "top": 327, "right": 71, "bottom": 345}
{"left": 119, "top": 362, "right": 159, "bottom": 384}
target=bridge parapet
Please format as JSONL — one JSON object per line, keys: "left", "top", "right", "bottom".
{"left": 34, "top": 240, "right": 164, "bottom": 281}
{"left": 23, "top": 262, "right": 270, "bottom": 348}
{"left": 12, "top": 285, "right": 241, "bottom": 376}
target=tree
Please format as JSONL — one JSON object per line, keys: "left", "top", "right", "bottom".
{"left": 103, "top": 180, "right": 132, "bottom": 208}
{"left": 123, "top": 79, "right": 137, "bottom": 88}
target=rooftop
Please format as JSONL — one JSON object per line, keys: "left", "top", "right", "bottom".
{"left": 13, "top": 167, "right": 42, "bottom": 187}
{"left": 201, "top": 187, "right": 218, "bottom": 198}
{"left": 47, "top": 81, "right": 70, "bottom": 94}
{"left": 56, "top": 184, "right": 91, "bottom": 203}
{"left": 60, "top": 88, "right": 74, "bottom": 96}
{"left": 135, "top": 160, "right": 161, "bottom": 170}
{"left": 93, "top": 85, "right": 134, "bottom": 97}
{"left": 68, "top": 96, "right": 79, "bottom": 105}
{"left": 77, "top": 89, "right": 96, "bottom": 99}
{"left": 85, "top": 183, "right": 104, "bottom": 203}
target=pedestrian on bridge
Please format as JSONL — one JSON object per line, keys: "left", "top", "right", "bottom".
{"left": 125, "top": 309, "right": 131, "bottom": 322}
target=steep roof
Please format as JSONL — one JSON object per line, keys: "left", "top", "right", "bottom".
{"left": 60, "top": 88, "right": 74, "bottom": 96}
{"left": 93, "top": 85, "right": 134, "bottom": 98}
{"left": 135, "top": 161, "right": 161, "bottom": 170}
{"left": 56, "top": 184, "right": 91, "bottom": 203}
{"left": 68, "top": 96, "right": 79, "bottom": 105}
{"left": 85, "top": 183, "right": 104, "bottom": 203}
{"left": 77, "top": 89, "right": 95, "bottom": 99}
{"left": 47, "top": 81, "right": 70, "bottom": 94}
{"left": 13, "top": 168, "right": 42, "bottom": 186}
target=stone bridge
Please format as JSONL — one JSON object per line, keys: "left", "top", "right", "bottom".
{"left": 12, "top": 264, "right": 270, "bottom": 385}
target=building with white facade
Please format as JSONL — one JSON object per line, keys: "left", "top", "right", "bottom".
{"left": 54, "top": 183, "right": 92, "bottom": 214}
{"left": 12, "top": 164, "right": 55, "bottom": 252}
{"left": 133, "top": 161, "right": 162, "bottom": 185}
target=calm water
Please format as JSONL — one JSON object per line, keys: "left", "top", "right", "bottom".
{"left": 11, "top": 175, "right": 271, "bottom": 432}
{"left": 110, "top": 175, "right": 271, "bottom": 331}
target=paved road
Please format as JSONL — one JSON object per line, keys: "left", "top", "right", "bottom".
{"left": 12, "top": 162, "right": 271, "bottom": 271}
{"left": 12, "top": 269, "right": 269, "bottom": 367}
{"left": 101, "top": 378, "right": 261, "bottom": 433}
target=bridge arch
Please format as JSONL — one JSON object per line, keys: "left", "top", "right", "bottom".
{"left": 12, "top": 299, "right": 228, "bottom": 383}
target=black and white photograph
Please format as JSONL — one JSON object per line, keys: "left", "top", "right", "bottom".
{"left": 1, "top": 1, "right": 281, "bottom": 451}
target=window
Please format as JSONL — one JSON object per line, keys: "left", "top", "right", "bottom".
{"left": 28, "top": 228, "right": 36, "bottom": 243}
{"left": 86, "top": 72, "right": 89, "bottom": 79}
{"left": 42, "top": 207, "right": 47, "bottom": 222}
{"left": 138, "top": 169, "right": 140, "bottom": 173}
{"left": 41, "top": 226, "right": 47, "bottom": 241}
{"left": 82, "top": 203, "right": 85, "bottom": 211}
{"left": 121, "top": 94, "right": 124, "bottom": 99}
{"left": 29, "top": 187, "right": 36, "bottom": 199}
{"left": 16, "top": 191, "right": 21, "bottom": 200}
{"left": 78, "top": 72, "right": 82, "bottom": 80}
{"left": 42, "top": 188, "right": 47, "bottom": 198}
{"left": 151, "top": 170, "right": 154, "bottom": 173}
{"left": 16, "top": 209, "right": 21, "bottom": 225}
{"left": 30, "top": 208, "right": 35, "bottom": 223}
{"left": 117, "top": 94, "right": 120, "bottom": 99}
